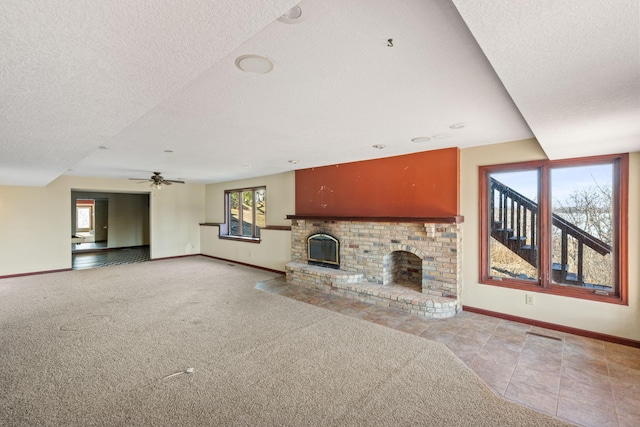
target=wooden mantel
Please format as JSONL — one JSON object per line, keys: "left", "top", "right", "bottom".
{"left": 285, "top": 215, "right": 464, "bottom": 224}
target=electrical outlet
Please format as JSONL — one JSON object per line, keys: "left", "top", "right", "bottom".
{"left": 525, "top": 294, "right": 534, "bottom": 305}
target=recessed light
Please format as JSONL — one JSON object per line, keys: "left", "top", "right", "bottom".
{"left": 449, "top": 123, "right": 465, "bottom": 130}
{"left": 411, "top": 137, "right": 431, "bottom": 143}
{"left": 288, "top": 160, "right": 299, "bottom": 164}
{"left": 433, "top": 133, "right": 450, "bottom": 140}
{"left": 235, "top": 55, "right": 273, "bottom": 74}
{"left": 278, "top": 2, "right": 305, "bottom": 24}
{"left": 242, "top": 164, "right": 252, "bottom": 168}
{"left": 372, "top": 144, "right": 386, "bottom": 149}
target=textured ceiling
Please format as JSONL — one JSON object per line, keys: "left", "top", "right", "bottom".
{"left": 453, "top": 0, "right": 640, "bottom": 159}
{"left": 1, "top": 0, "right": 638, "bottom": 186}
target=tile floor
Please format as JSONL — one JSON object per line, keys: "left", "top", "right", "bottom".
{"left": 72, "top": 246, "right": 150, "bottom": 270}
{"left": 257, "top": 277, "right": 640, "bottom": 427}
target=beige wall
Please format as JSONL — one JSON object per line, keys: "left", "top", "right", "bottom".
{"left": 0, "top": 176, "right": 205, "bottom": 276}
{"left": 202, "top": 172, "right": 294, "bottom": 271}
{"left": 460, "top": 139, "right": 640, "bottom": 340}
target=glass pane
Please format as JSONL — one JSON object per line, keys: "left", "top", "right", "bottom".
{"left": 77, "top": 207, "right": 92, "bottom": 230}
{"left": 254, "top": 189, "right": 266, "bottom": 238}
{"left": 488, "top": 170, "right": 539, "bottom": 282}
{"left": 229, "top": 192, "right": 240, "bottom": 236}
{"left": 241, "top": 191, "right": 253, "bottom": 237}
{"left": 550, "top": 164, "right": 614, "bottom": 290}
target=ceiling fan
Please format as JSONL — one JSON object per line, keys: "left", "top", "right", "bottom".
{"left": 128, "top": 172, "right": 185, "bottom": 190}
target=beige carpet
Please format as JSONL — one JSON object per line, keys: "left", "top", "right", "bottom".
{"left": 0, "top": 256, "right": 571, "bottom": 426}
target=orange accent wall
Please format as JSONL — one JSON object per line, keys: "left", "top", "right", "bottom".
{"left": 295, "top": 148, "right": 460, "bottom": 217}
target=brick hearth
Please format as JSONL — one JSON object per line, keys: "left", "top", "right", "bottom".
{"left": 285, "top": 218, "right": 463, "bottom": 318}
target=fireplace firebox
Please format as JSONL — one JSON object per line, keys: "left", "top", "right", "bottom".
{"left": 307, "top": 233, "right": 339, "bottom": 269}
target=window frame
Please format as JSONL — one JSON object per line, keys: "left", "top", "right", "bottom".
{"left": 219, "top": 186, "right": 266, "bottom": 243}
{"left": 479, "top": 153, "right": 628, "bottom": 304}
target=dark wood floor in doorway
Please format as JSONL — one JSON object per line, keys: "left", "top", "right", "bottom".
{"left": 72, "top": 246, "right": 150, "bottom": 270}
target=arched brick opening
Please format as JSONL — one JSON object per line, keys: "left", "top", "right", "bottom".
{"left": 382, "top": 250, "right": 422, "bottom": 291}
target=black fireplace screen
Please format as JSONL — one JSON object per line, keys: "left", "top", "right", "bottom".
{"left": 307, "top": 234, "right": 339, "bottom": 269}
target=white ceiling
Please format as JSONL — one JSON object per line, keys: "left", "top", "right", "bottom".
{"left": 1, "top": 0, "right": 638, "bottom": 186}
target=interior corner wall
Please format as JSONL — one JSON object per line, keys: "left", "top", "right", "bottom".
{"left": 201, "top": 172, "right": 294, "bottom": 272}
{"left": 460, "top": 139, "right": 640, "bottom": 341}
{"left": 0, "top": 176, "right": 205, "bottom": 276}
{"left": 295, "top": 148, "right": 460, "bottom": 217}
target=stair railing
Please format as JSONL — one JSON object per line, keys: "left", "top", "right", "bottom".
{"left": 490, "top": 178, "right": 611, "bottom": 284}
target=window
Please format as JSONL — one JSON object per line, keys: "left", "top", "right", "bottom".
{"left": 479, "top": 154, "right": 628, "bottom": 304}
{"left": 220, "top": 187, "right": 266, "bottom": 241}
{"left": 76, "top": 203, "right": 94, "bottom": 232}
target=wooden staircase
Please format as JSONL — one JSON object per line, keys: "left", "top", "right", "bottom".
{"left": 490, "top": 178, "right": 611, "bottom": 286}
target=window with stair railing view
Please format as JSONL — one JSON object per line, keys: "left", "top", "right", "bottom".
{"left": 479, "top": 153, "right": 628, "bottom": 304}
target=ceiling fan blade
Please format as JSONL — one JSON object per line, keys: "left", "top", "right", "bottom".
{"left": 128, "top": 178, "right": 149, "bottom": 181}
{"left": 164, "top": 180, "right": 185, "bottom": 184}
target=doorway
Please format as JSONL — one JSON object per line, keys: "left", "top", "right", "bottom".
{"left": 71, "top": 191, "right": 150, "bottom": 269}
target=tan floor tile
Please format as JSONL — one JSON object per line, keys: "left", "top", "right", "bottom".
{"left": 475, "top": 342, "right": 521, "bottom": 368}
{"left": 370, "top": 315, "right": 408, "bottom": 328}
{"left": 351, "top": 310, "right": 384, "bottom": 322}
{"left": 608, "top": 360, "right": 640, "bottom": 385}
{"left": 493, "top": 319, "right": 531, "bottom": 338}
{"left": 556, "top": 396, "right": 617, "bottom": 427}
{"left": 456, "top": 327, "right": 493, "bottom": 345}
{"left": 426, "top": 319, "right": 463, "bottom": 335}
{"left": 470, "top": 357, "right": 515, "bottom": 396}
{"left": 613, "top": 392, "right": 640, "bottom": 420}
{"left": 511, "top": 364, "right": 561, "bottom": 394}
{"left": 559, "top": 374, "right": 614, "bottom": 407}
{"left": 468, "top": 318, "right": 501, "bottom": 333}
{"left": 524, "top": 332, "right": 565, "bottom": 351}
{"left": 483, "top": 333, "right": 526, "bottom": 354}
{"left": 418, "top": 329, "right": 455, "bottom": 345}
{"left": 561, "top": 361, "right": 610, "bottom": 388}
{"left": 618, "top": 412, "right": 640, "bottom": 427}
{"left": 519, "top": 346, "right": 563, "bottom": 371}
{"left": 446, "top": 334, "right": 486, "bottom": 353}
{"left": 563, "top": 340, "right": 607, "bottom": 364}
{"left": 528, "top": 326, "right": 567, "bottom": 340}
{"left": 331, "top": 307, "right": 367, "bottom": 318}
{"left": 504, "top": 380, "right": 558, "bottom": 416}
{"left": 611, "top": 376, "right": 640, "bottom": 398}
{"left": 446, "top": 346, "right": 477, "bottom": 366}
{"left": 345, "top": 300, "right": 378, "bottom": 311}
{"left": 563, "top": 334, "right": 606, "bottom": 352}
{"left": 393, "top": 317, "right": 432, "bottom": 336}
{"left": 446, "top": 335, "right": 485, "bottom": 366}
{"left": 364, "top": 305, "right": 398, "bottom": 316}
{"left": 606, "top": 351, "right": 640, "bottom": 371}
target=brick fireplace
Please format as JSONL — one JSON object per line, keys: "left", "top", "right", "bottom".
{"left": 285, "top": 216, "right": 463, "bottom": 318}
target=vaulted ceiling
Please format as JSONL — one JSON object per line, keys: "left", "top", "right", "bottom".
{"left": 1, "top": 0, "right": 638, "bottom": 186}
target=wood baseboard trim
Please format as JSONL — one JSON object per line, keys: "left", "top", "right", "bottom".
{"left": 0, "top": 268, "right": 72, "bottom": 280}
{"left": 150, "top": 254, "right": 200, "bottom": 261}
{"left": 463, "top": 305, "right": 640, "bottom": 349}
{"left": 199, "top": 254, "right": 284, "bottom": 275}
